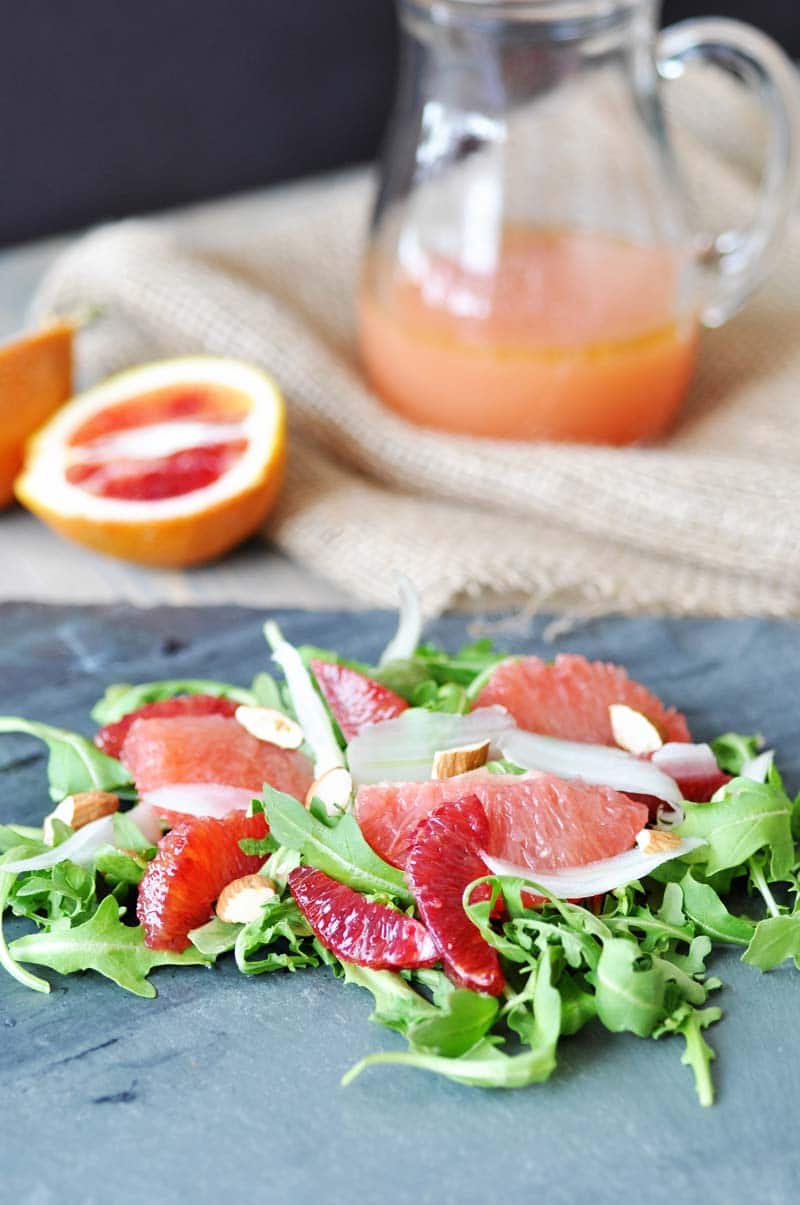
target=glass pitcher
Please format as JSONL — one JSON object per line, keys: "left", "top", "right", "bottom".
{"left": 358, "top": 0, "right": 800, "bottom": 443}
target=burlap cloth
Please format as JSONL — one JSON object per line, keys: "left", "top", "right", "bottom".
{"left": 31, "top": 72, "right": 800, "bottom": 617}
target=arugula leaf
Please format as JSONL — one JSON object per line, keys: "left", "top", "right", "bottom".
{"left": 90, "top": 679, "right": 257, "bottom": 724}
{"left": 408, "top": 989, "right": 499, "bottom": 1057}
{"left": 112, "top": 812, "right": 156, "bottom": 857}
{"left": 0, "top": 824, "right": 43, "bottom": 853}
{"left": 679, "top": 871, "right": 755, "bottom": 946}
{"left": 655, "top": 1003, "right": 721, "bottom": 1107}
{"left": 188, "top": 916, "right": 242, "bottom": 958}
{"left": 262, "top": 786, "right": 411, "bottom": 902}
{"left": 711, "top": 732, "right": 762, "bottom": 775}
{"left": 94, "top": 847, "right": 147, "bottom": 888}
{"left": 9, "top": 895, "right": 209, "bottom": 996}
{"left": 0, "top": 717, "right": 129, "bottom": 802}
{"left": 593, "top": 939, "right": 666, "bottom": 1037}
{"left": 742, "top": 915, "right": 800, "bottom": 970}
{"left": 342, "top": 963, "right": 438, "bottom": 1033}
{"left": 234, "top": 897, "right": 318, "bottom": 974}
{"left": 344, "top": 949, "right": 560, "bottom": 1089}
{"left": 678, "top": 776, "right": 794, "bottom": 880}
{"left": 0, "top": 847, "right": 51, "bottom": 993}
{"left": 9, "top": 859, "right": 97, "bottom": 927}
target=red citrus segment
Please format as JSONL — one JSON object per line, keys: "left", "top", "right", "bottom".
{"left": 632, "top": 767, "right": 732, "bottom": 821}
{"left": 66, "top": 440, "right": 247, "bottom": 501}
{"left": 95, "top": 694, "right": 239, "bottom": 759}
{"left": 137, "top": 811, "right": 268, "bottom": 950}
{"left": 288, "top": 866, "right": 438, "bottom": 970}
{"left": 473, "top": 654, "right": 691, "bottom": 745}
{"left": 310, "top": 659, "right": 408, "bottom": 741}
{"left": 68, "top": 383, "right": 250, "bottom": 445}
{"left": 355, "top": 771, "right": 648, "bottom": 871}
{"left": 120, "top": 714, "right": 313, "bottom": 800}
{"left": 405, "top": 795, "right": 505, "bottom": 996}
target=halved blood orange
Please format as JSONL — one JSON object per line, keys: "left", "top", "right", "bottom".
{"left": 0, "top": 320, "right": 73, "bottom": 508}
{"left": 15, "top": 356, "right": 286, "bottom": 565}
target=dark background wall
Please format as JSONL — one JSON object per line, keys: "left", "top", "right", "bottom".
{"left": 1, "top": 1, "right": 796, "bottom": 246}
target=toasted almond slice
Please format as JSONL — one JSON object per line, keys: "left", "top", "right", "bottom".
{"left": 431, "top": 740, "right": 491, "bottom": 781}
{"left": 44, "top": 790, "right": 119, "bottom": 844}
{"left": 609, "top": 704, "right": 664, "bottom": 756}
{"left": 305, "top": 765, "right": 353, "bottom": 815}
{"left": 636, "top": 828, "right": 682, "bottom": 854}
{"left": 216, "top": 874, "right": 277, "bottom": 924}
{"left": 234, "top": 705, "right": 303, "bottom": 749}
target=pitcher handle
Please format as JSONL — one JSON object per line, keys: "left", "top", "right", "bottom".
{"left": 658, "top": 18, "right": 800, "bottom": 328}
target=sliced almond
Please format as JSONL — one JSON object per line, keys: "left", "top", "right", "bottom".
{"left": 234, "top": 705, "right": 303, "bottom": 749}
{"left": 636, "top": 828, "right": 682, "bottom": 854}
{"left": 216, "top": 874, "right": 277, "bottom": 924}
{"left": 44, "top": 790, "right": 119, "bottom": 844}
{"left": 305, "top": 765, "right": 353, "bottom": 815}
{"left": 609, "top": 704, "right": 664, "bottom": 756}
{"left": 431, "top": 740, "right": 491, "bottom": 780}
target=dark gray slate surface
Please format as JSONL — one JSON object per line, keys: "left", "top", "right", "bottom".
{"left": 0, "top": 604, "right": 798, "bottom": 1205}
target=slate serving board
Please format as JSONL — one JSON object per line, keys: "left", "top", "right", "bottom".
{"left": 1, "top": 604, "right": 798, "bottom": 1205}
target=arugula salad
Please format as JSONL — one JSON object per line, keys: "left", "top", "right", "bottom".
{"left": 0, "top": 592, "right": 798, "bottom": 1107}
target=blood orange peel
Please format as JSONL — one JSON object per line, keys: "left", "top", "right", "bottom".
{"left": 15, "top": 356, "right": 286, "bottom": 566}
{"left": 0, "top": 319, "right": 73, "bottom": 508}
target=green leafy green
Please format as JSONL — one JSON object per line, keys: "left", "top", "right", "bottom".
{"left": 655, "top": 1004, "right": 721, "bottom": 1108}
{"left": 0, "top": 824, "right": 43, "bottom": 853}
{"left": 710, "top": 732, "right": 762, "bottom": 775}
{"left": 742, "top": 915, "right": 800, "bottom": 971}
{"left": 262, "top": 786, "right": 411, "bottom": 902}
{"left": 9, "top": 859, "right": 97, "bottom": 927}
{"left": 234, "top": 897, "right": 318, "bottom": 974}
{"left": 678, "top": 776, "right": 794, "bottom": 879}
{"left": 679, "top": 870, "right": 755, "bottom": 946}
{"left": 0, "top": 717, "right": 129, "bottom": 802}
{"left": 0, "top": 847, "right": 51, "bottom": 993}
{"left": 9, "top": 895, "right": 209, "bottom": 996}
{"left": 90, "top": 679, "right": 257, "bottom": 724}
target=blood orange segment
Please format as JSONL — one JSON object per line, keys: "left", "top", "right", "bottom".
{"left": 95, "top": 694, "right": 238, "bottom": 758}
{"left": 15, "top": 356, "right": 286, "bottom": 567}
{"left": 137, "top": 811, "right": 268, "bottom": 950}
{"left": 356, "top": 771, "right": 648, "bottom": 871}
{"left": 120, "top": 713, "right": 313, "bottom": 800}
{"left": 473, "top": 654, "right": 691, "bottom": 745}
{"left": 310, "top": 660, "right": 408, "bottom": 741}
{"left": 405, "top": 795, "right": 505, "bottom": 996}
{"left": 288, "top": 866, "right": 438, "bottom": 970}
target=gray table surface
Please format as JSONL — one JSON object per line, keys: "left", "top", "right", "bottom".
{"left": 1, "top": 604, "right": 798, "bottom": 1205}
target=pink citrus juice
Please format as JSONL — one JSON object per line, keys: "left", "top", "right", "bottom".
{"left": 358, "top": 227, "right": 698, "bottom": 444}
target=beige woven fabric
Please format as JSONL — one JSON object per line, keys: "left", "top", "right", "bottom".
{"left": 31, "top": 79, "right": 800, "bottom": 617}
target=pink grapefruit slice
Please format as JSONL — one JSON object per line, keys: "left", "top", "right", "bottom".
{"left": 355, "top": 771, "right": 648, "bottom": 871}
{"left": 472, "top": 653, "right": 690, "bottom": 745}
{"left": 120, "top": 713, "right": 313, "bottom": 800}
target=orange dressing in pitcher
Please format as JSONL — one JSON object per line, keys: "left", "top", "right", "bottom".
{"left": 359, "top": 227, "right": 698, "bottom": 443}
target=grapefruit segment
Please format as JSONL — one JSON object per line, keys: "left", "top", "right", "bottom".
{"left": 137, "top": 811, "right": 268, "bottom": 950}
{"left": 15, "top": 356, "right": 286, "bottom": 566}
{"left": 355, "top": 771, "right": 648, "bottom": 871}
{"left": 120, "top": 713, "right": 313, "bottom": 800}
{"left": 473, "top": 654, "right": 690, "bottom": 745}
{"left": 95, "top": 693, "right": 238, "bottom": 758}
{"left": 288, "top": 866, "right": 438, "bottom": 970}
{"left": 405, "top": 796, "right": 505, "bottom": 996}
{"left": 310, "top": 659, "right": 408, "bottom": 740}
